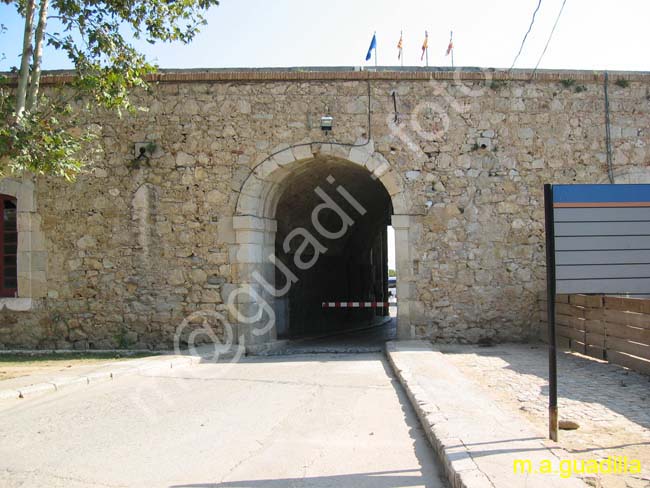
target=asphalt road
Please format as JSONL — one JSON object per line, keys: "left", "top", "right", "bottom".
{"left": 0, "top": 352, "right": 447, "bottom": 488}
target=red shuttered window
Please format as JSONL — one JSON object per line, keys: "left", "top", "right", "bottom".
{"left": 0, "top": 196, "right": 17, "bottom": 297}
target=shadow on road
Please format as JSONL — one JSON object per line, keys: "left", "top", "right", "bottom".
{"left": 170, "top": 468, "right": 430, "bottom": 487}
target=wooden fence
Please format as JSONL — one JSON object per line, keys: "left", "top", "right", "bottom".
{"left": 539, "top": 294, "right": 650, "bottom": 376}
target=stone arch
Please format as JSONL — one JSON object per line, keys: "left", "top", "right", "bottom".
{"left": 237, "top": 143, "right": 408, "bottom": 218}
{"left": 0, "top": 177, "right": 45, "bottom": 311}
{"left": 230, "top": 142, "right": 418, "bottom": 352}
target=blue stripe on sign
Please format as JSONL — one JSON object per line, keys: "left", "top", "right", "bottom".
{"left": 553, "top": 184, "right": 650, "bottom": 204}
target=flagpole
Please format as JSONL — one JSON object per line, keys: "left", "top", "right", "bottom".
{"left": 450, "top": 31, "right": 454, "bottom": 68}
{"left": 400, "top": 30, "right": 403, "bottom": 67}
{"left": 425, "top": 30, "right": 429, "bottom": 67}
{"left": 374, "top": 31, "right": 378, "bottom": 67}
{"left": 421, "top": 30, "right": 429, "bottom": 67}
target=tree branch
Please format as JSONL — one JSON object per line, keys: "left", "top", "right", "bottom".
{"left": 15, "top": 0, "right": 36, "bottom": 119}
{"left": 26, "top": 0, "right": 50, "bottom": 110}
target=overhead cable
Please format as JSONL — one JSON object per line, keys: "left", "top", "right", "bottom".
{"left": 510, "top": 0, "right": 543, "bottom": 71}
{"left": 531, "top": 0, "right": 568, "bottom": 77}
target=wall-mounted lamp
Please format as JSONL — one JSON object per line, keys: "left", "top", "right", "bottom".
{"left": 320, "top": 115, "right": 333, "bottom": 131}
{"left": 129, "top": 142, "right": 156, "bottom": 169}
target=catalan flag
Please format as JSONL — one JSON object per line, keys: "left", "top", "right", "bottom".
{"left": 421, "top": 31, "right": 429, "bottom": 61}
{"left": 446, "top": 32, "right": 454, "bottom": 56}
{"left": 397, "top": 32, "right": 403, "bottom": 60}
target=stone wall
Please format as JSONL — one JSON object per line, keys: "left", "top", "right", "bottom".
{"left": 1, "top": 68, "right": 649, "bottom": 350}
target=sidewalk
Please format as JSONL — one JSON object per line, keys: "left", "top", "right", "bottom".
{"left": 0, "top": 345, "right": 243, "bottom": 400}
{"left": 386, "top": 340, "right": 588, "bottom": 488}
{"left": 441, "top": 343, "right": 650, "bottom": 488}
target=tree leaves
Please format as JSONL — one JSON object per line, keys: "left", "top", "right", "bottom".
{"left": 2, "top": 0, "right": 219, "bottom": 178}
{"left": 0, "top": 92, "right": 94, "bottom": 179}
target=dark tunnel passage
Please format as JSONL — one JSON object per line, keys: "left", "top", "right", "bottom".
{"left": 274, "top": 158, "right": 393, "bottom": 339}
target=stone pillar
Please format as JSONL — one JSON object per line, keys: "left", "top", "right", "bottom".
{"left": 392, "top": 214, "right": 418, "bottom": 340}
{"left": 231, "top": 215, "right": 280, "bottom": 352}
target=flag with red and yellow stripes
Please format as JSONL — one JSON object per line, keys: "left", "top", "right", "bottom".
{"left": 421, "top": 31, "right": 428, "bottom": 61}
{"left": 397, "top": 32, "right": 403, "bottom": 60}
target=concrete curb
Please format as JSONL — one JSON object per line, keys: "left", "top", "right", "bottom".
{"left": 0, "top": 346, "right": 244, "bottom": 401}
{"left": 385, "top": 341, "right": 491, "bottom": 488}
{"left": 385, "top": 341, "right": 588, "bottom": 488}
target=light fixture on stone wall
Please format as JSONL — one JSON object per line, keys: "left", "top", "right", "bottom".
{"left": 320, "top": 115, "right": 333, "bottom": 131}
{"left": 129, "top": 142, "right": 157, "bottom": 169}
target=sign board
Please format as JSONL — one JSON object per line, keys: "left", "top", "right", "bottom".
{"left": 552, "top": 184, "right": 650, "bottom": 295}
{"left": 543, "top": 183, "right": 650, "bottom": 441}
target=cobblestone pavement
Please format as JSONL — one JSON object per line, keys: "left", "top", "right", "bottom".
{"left": 438, "top": 343, "right": 650, "bottom": 488}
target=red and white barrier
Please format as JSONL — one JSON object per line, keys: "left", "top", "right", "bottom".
{"left": 322, "top": 301, "right": 396, "bottom": 308}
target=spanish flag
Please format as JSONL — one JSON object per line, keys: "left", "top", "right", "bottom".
{"left": 446, "top": 32, "right": 454, "bottom": 56}
{"left": 397, "top": 32, "right": 403, "bottom": 60}
{"left": 421, "top": 31, "right": 428, "bottom": 61}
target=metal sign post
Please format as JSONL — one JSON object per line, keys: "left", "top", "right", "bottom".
{"left": 543, "top": 183, "right": 650, "bottom": 441}
{"left": 544, "top": 184, "right": 559, "bottom": 441}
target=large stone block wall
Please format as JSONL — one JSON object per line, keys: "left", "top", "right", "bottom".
{"left": 1, "top": 68, "right": 649, "bottom": 349}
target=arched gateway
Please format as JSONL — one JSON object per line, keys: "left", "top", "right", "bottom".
{"left": 229, "top": 142, "right": 418, "bottom": 352}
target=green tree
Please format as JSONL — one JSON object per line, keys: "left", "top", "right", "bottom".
{"left": 0, "top": 0, "right": 219, "bottom": 179}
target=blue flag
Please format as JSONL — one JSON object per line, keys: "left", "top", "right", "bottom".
{"left": 365, "top": 33, "right": 377, "bottom": 61}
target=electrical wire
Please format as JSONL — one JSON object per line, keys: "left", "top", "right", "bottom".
{"left": 531, "top": 0, "right": 568, "bottom": 77}
{"left": 234, "top": 77, "right": 374, "bottom": 215}
{"left": 509, "top": 0, "right": 543, "bottom": 71}
{"left": 604, "top": 71, "right": 615, "bottom": 184}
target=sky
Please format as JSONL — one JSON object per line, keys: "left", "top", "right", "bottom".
{"left": 1, "top": 0, "right": 649, "bottom": 72}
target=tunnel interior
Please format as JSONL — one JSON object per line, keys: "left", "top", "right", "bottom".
{"left": 274, "top": 157, "right": 392, "bottom": 339}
